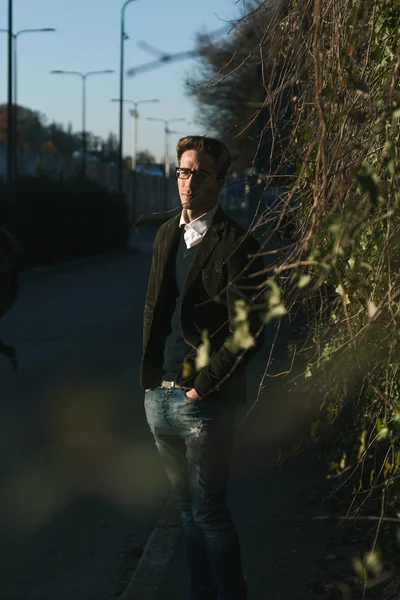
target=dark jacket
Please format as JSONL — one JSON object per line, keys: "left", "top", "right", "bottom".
{"left": 140, "top": 206, "right": 265, "bottom": 407}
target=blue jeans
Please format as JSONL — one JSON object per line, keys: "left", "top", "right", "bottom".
{"left": 145, "top": 387, "right": 246, "bottom": 600}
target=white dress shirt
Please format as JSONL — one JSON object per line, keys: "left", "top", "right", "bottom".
{"left": 179, "top": 205, "right": 219, "bottom": 249}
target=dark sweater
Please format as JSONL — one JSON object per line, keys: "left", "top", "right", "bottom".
{"left": 162, "top": 234, "right": 199, "bottom": 381}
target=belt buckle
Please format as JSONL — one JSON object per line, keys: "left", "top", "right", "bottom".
{"left": 161, "top": 380, "right": 176, "bottom": 389}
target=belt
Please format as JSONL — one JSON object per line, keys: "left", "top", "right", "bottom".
{"left": 160, "top": 380, "right": 190, "bottom": 390}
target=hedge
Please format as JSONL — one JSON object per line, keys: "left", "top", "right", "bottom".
{"left": 0, "top": 176, "right": 129, "bottom": 266}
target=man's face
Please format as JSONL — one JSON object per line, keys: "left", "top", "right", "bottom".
{"left": 177, "top": 150, "right": 222, "bottom": 217}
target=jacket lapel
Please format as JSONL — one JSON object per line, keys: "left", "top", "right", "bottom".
{"left": 156, "top": 214, "right": 181, "bottom": 303}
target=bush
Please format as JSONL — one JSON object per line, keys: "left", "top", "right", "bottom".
{"left": 0, "top": 176, "right": 129, "bottom": 266}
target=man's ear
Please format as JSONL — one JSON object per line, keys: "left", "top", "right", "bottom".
{"left": 216, "top": 177, "right": 225, "bottom": 193}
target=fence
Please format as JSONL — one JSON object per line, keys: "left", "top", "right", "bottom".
{"left": 0, "top": 144, "right": 181, "bottom": 224}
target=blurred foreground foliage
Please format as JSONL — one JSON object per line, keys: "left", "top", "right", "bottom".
{"left": 0, "top": 176, "right": 129, "bottom": 266}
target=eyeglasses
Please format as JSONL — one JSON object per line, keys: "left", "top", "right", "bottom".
{"left": 175, "top": 167, "right": 211, "bottom": 182}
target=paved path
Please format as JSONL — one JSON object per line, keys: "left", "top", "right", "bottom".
{"left": 0, "top": 237, "right": 167, "bottom": 599}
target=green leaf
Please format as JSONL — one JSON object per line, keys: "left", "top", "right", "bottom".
{"left": 376, "top": 427, "right": 389, "bottom": 441}
{"left": 335, "top": 284, "right": 350, "bottom": 304}
{"left": 321, "top": 82, "right": 333, "bottom": 98}
{"left": 298, "top": 275, "right": 312, "bottom": 289}
{"left": 195, "top": 330, "right": 210, "bottom": 370}
{"left": 352, "top": 557, "right": 367, "bottom": 582}
{"left": 327, "top": 218, "right": 342, "bottom": 236}
{"left": 358, "top": 430, "right": 366, "bottom": 459}
{"left": 348, "top": 256, "right": 356, "bottom": 269}
{"left": 339, "top": 453, "right": 347, "bottom": 470}
{"left": 347, "top": 6, "right": 358, "bottom": 26}
{"left": 264, "top": 304, "right": 287, "bottom": 324}
{"left": 365, "top": 551, "right": 383, "bottom": 577}
{"left": 264, "top": 280, "right": 282, "bottom": 308}
{"left": 371, "top": 46, "right": 382, "bottom": 61}
{"left": 232, "top": 322, "right": 255, "bottom": 350}
{"left": 233, "top": 299, "right": 248, "bottom": 322}
{"left": 367, "top": 300, "right": 377, "bottom": 318}
{"left": 304, "top": 125, "right": 313, "bottom": 141}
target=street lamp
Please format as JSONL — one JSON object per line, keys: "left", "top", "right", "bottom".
{"left": 111, "top": 98, "right": 159, "bottom": 171}
{"left": 0, "top": 27, "right": 55, "bottom": 106}
{"left": 50, "top": 69, "right": 114, "bottom": 174}
{"left": 146, "top": 117, "right": 185, "bottom": 177}
{"left": 6, "top": 0, "right": 12, "bottom": 184}
{"left": 118, "top": 0, "right": 138, "bottom": 195}
{"left": 1, "top": 26, "right": 55, "bottom": 177}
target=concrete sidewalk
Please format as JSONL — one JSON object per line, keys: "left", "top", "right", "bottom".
{"left": 158, "top": 441, "right": 340, "bottom": 600}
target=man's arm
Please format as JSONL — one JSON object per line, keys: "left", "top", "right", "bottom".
{"left": 193, "top": 234, "right": 265, "bottom": 398}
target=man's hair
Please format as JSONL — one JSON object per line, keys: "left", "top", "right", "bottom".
{"left": 176, "top": 135, "right": 231, "bottom": 179}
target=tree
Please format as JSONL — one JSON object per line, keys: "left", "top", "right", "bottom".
{"left": 0, "top": 104, "right": 47, "bottom": 150}
{"left": 188, "top": 0, "right": 400, "bottom": 568}
{"left": 48, "top": 120, "right": 80, "bottom": 156}
{"left": 103, "top": 132, "right": 118, "bottom": 154}
{"left": 41, "top": 140, "right": 57, "bottom": 154}
{"left": 0, "top": 105, "right": 131, "bottom": 162}
{"left": 136, "top": 150, "right": 156, "bottom": 165}
{"left": 215, "top": 0, "right": 400, "bottom": 555}
{"left": 188, "top": 1, "right": 293, "bottom": 172}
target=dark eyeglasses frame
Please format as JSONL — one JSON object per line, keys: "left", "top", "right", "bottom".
{"left": 175, "top": 167, "right": 212, "bottom": 181}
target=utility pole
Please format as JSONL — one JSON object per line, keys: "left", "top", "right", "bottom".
{"left": 51, "top": 70, "right": 114, "bottom": 175}
{"left": 112, "top": 97, "right": 158, "bottom": 223}
{"left": 147, "top": 117, "right": 185, "bottom": 211}
{"left": 112, "top": 98, "right": 159, "bottom": 172}
{"left": 7, "top": 0, "right": 13, "bottom": 185}
{"left": 118, "top": 0, "right": 137, "bottom": 197}
{"left": 0, "top": 26, "right": 55, "bottom": 177}
{"left": 130, "top": 107, "right": 138, "bottom": 172}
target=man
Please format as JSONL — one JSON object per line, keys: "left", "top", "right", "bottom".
{"left": 0, "top": 226, "right": 19, "bottom": 370}
{"left": 141, "top": 136, "right": 265, "bottom": 600}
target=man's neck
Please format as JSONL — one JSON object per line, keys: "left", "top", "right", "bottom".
{"left": 185, "top": 203, "right": 218, "bottom": 223}
{"left": 186, "top": 210, "right": 203, "bottom": 223}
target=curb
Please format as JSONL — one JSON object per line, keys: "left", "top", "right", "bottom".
{"left": 121, "top": 498, "right": 181, "bottom": 600}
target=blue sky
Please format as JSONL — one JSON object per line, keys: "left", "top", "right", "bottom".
{"left": 0, "top": 0, "right": 244, "bottom": 162}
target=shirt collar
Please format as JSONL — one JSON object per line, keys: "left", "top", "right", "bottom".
{"left": 179, "top": 204, "right": 218, "bottom": 235}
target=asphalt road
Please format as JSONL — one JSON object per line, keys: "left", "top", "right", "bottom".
{"left": 0, "top": 233, "right": 167, "bottom": 599}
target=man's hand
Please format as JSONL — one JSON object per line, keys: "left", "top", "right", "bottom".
{"left": 186, "top": 388, "right": 200, "bottom": 400}
{"left": 145, "top": 389, "right": 151, "bottom": 392}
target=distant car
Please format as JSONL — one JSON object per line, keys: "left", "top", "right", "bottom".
{"left": 136, "top": 164, "right": 164, "bottom": 177}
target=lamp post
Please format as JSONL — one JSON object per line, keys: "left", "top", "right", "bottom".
{"left": 50, "top": 69, "right": 114, "bottom": 174}
{"left": 111, "top": 98, "right": 159, "bottom": 171}
{"left": 146, "top": 117, "right": 185, "bottom": 177}
{"left": 0, "top": 28, "right": 56, "bottom": 107}
{"left": 1, "top": 26, "right": 55, "bottom": 178}
{"left": 118, "top": 0, "right": 138, "bottom": 196}
{"left": 6, "top": 0, "right": 13, "bottom": 184}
